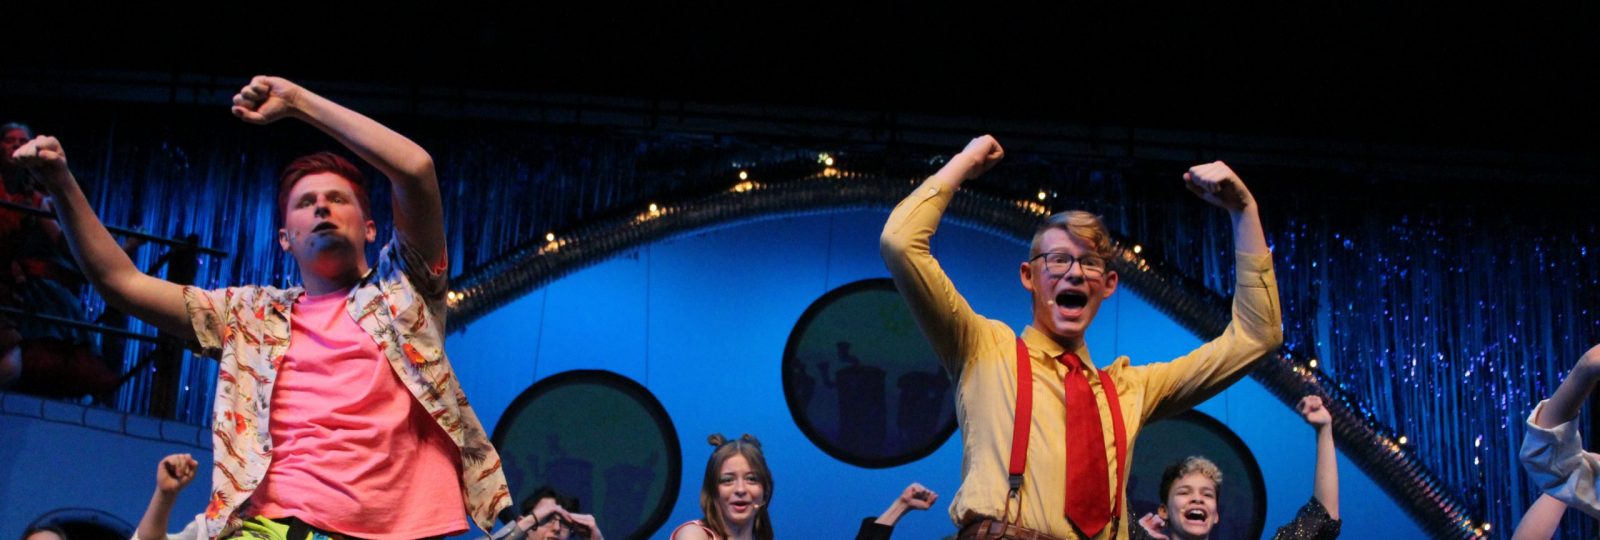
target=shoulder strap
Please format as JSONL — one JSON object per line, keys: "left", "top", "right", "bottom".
{"left": 1098, "top": 369, "right": 1128, "bottom": 517}
{"left": 1008, "top": 338, "right": 1033, "bottom": 495}
{"left": 1010, "top": 338, "right": 1130, "bottom": 517}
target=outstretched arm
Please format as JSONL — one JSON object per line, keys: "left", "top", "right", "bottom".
{"left": 879, "top": 136, "right": 1006, "bottom": 374}
{"left": 12, "top": 137, "right": 192, "bottom": 339}
{"left": 232, "top": 76, "right": 445, "bottom": 267}
{"left": 1534, "top": 344, "right": 1600, "bottom": 429}
{"left": 1298, "top": 395, "right": 1339, "bottom": 520}
{"left": 1139, "top": 162, "right": 1283, "bottom": 420}
{"left": 1520, "top": 344, "right": 1600, "bottom": 518}
{"left": 135, "top": 454, "right": 199, "bottom": 540}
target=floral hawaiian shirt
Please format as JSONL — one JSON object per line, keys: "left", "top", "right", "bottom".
{"left": 181, "top": 236, "right": 510, "bottom": 539}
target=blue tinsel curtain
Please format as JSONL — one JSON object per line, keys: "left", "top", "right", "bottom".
{"left": 1066, "top": 164, "right": 1600, "bottom": 537}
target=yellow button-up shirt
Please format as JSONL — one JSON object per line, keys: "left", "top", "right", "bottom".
{"left": 880, "top": 181, "right": 1283, "bottom": 540}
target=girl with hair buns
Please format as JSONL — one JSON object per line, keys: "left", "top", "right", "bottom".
{"left": 670, "top": 433, "right": 774, "bottom": 540}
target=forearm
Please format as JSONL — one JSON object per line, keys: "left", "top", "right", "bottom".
{"left": 291, "top": 89, "right": 436, "bottom": 184}
{"left": 1142, "top": 248, "right": 1282, "bottom": 417}
{"left": 292, "top": 87, "right": 445, "bottom": 260}
{"left": 135, "top": 490, "right": 178, "bottom": 540}
{"left": 1511, "top": 494, "right": 1565, "bottom": 540}
{"left": 1226, "top": 197, "right": 1279, "bottom": 348}
{"left": 928, "top": 154, "right": 976, "bottom": 193}
{"left": 1536, "top": 365, "right": 1597, "bottom": 428}
{"left": 1312, "top": 425, "right": 1339, "bottom": 520}
{"left": 42, "top": 175, "right": 191, "bottom": 337}
{"left": 42, "top": 174, "right": 139, "bottom": 291}
{"left": 500, "top": 525, "right": 530, "bottom": 540}
{"left": 1229, "top": 202, "right": 1269, "bottom": 256}
{"left": 873, "top": 500, "right": 909, "bottom": 526}
{"left": 879, "top": 157, "right": 969, "bottom": 260}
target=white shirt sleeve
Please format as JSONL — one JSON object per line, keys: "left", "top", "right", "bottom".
{"left": 1521, "top": 399, "right": 1600, "bottom": 519}
{"left": 129, "top": 514, "right": 205, "bottom": 540}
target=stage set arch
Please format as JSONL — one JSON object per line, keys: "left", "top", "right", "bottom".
{"left": 445, "top": 172, "right": 1433, "bottom": 539}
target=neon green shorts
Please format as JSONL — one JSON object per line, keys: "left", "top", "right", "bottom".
{"left": 229, "top": 517, "right": 355, "bottom": 540}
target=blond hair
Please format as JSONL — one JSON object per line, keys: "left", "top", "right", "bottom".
{"left": 1029, "top": 210, "right": 1113, "bottom": 260}
{"left": 1159, "top": 455, "right": 1224, "bottom": 501}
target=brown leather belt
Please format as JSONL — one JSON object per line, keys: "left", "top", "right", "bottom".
{"left": 957, "top": 518, "right": 1067, "bottom": 540}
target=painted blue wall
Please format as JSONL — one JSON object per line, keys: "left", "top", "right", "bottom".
{"left": 1, "top": 392, "right": 213, "bottom": 539}
{"left": 448, "top": 209, "right": 1427, "bottom": 539}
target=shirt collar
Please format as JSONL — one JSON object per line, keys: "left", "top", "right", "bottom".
{"left": 1021, "top": 325, "right": 1096, "bottom": 372}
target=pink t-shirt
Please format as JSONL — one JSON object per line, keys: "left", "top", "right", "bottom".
{"left": 252, "top": 289, "right": 466, "bottom": 539}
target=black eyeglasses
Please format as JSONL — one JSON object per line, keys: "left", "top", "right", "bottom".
{"left": 1028, "top": 252, "right": 1108, "bottom": 277}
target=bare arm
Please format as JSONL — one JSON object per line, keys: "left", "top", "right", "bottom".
{"left": 872, "top": 483, "right": 938, "bottom": 527}
{"left": 136, "top": 454, "right": 198, "bottom": 540}
{"left": 12, "top": 137, "right": 192, "bottom": 339}
{"left": 1511, "top": 494, "right": 1566, "bottom": 540}
{"left": 1298, "top": 395, "right": 1339, "bottom": 520}
{"left": 1535, "top": 344, "right": 1600, "bottom": 429}
{"left": 1183, "top": 161, "right": 1268, "bottom": 256}
{"left": 232, "top": 76, "right": 445, "bottom": 267}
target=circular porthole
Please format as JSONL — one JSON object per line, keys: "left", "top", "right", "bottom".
{"left": 782, "top": 278, "right": 957, "bottom": 468}
{"left": 26, "top": 508, "right": 134, "bottom": 540}
{"left": 1126, "top": 409, "right": 1267, "bottom": 540}
{"left": 492, "top": 370, "right": 681, "bottom": 540}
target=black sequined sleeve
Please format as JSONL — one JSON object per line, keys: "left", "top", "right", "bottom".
{"left": 1269, "top": 497, "right": 1342, "bottom": 540}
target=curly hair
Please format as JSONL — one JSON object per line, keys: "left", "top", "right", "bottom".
{"left": 1157, "top": 455, "right": 1224, "bottom": 502}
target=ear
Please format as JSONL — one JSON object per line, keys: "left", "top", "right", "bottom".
{"left": 1157, "top": 505, "right": 1168, "bottom": 520}
{"left": 1099, "top": 270, "right": 1119, "bottom": 298}
{"left": 278, "top": 228, "right": 291, "bottom": 252}
{"left": 1019, "top": 261, "right": 1036, "bottom": 294}
{"left": 364, "top": 219, "right": 378, "bottom": 244}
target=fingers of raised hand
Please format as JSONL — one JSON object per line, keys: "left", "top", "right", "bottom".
{"left": 1185, "top": 162, "right": 1235, "bottom": 189}
{"left": 1298, "top": 395, "right": 1323, "bottom": 414}
{"left": 240, "top": 82, "right": 268, "bottom": 102}
{"left": 232, "top": 91, "right": 259, "bottom": 110}
{"left": 17, "top": 136, "right": 62, "bottom": 164}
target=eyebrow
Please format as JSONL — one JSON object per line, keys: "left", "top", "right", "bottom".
{"left": 296, "top": 188, "right": 354, "bottom": 200}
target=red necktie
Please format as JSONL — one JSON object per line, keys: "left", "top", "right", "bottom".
{"left": 1060, "top": 352, "right": 1110, "bottom": 537}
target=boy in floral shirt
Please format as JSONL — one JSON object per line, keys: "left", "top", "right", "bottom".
{"left": 14, "top": 75, "right": 509, "bottom": 539}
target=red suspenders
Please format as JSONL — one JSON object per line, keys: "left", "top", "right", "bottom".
{"left": 1006, "top": 338, "right": 1129, "bottom": 525}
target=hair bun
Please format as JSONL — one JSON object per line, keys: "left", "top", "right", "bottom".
{"left": 707, "top": 433, "right": 727, "bottom": 447}
{"left": 738, "top": 433, "right": 762, "bottom": 448}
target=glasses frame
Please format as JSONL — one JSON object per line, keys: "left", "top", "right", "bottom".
{"left": 1028, "top": 251, "right": 1108, "bottom": 277}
